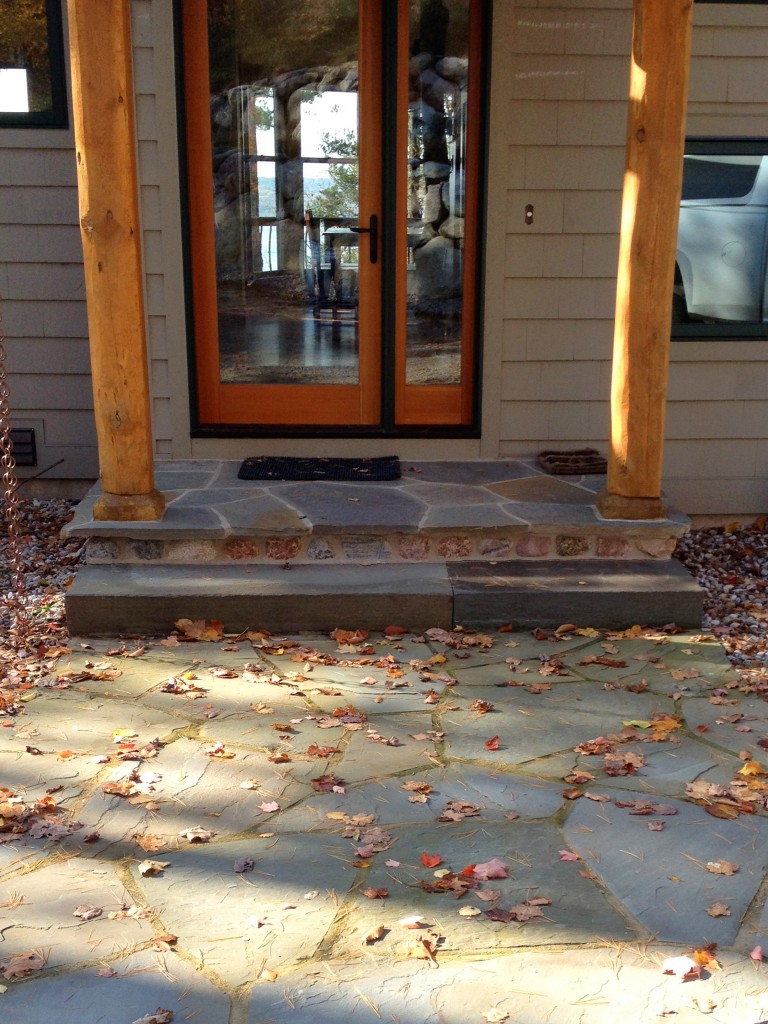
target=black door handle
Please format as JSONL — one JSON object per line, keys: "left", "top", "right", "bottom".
{"left": 350, "top": 214, "right": 378, "bottom": 264}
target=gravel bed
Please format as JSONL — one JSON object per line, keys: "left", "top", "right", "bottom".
{"left": 1, "top": 498, "right": 767, "bottom": 671}
{"left": 0, "top": 498, "right": 83, "bottom": 679}
{"left": 675, "top": 517, "right": 768, "bottom": 666}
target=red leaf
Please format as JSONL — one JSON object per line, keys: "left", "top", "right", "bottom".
{"left": 484, "top": 736, "right": 500, "bottom": 751}
{"left": 421, "top": 851, "right": 443, "bottom": 868}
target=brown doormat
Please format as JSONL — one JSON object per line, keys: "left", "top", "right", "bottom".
{"left": 237, "top": 455, "right": 401, "bottom": 482}
{"left": 538, "top": 448, "right": 607, "bottom": 475}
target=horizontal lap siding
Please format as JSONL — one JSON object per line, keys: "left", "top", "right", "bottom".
{"left": 0, "top": 114, "right": 97, "bottom": 476}
{"left": 495, "top": 1, "right": 768, "bottom": 513}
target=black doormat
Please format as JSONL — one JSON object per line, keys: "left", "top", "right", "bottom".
{"left": 237, "top": 455, "right": 401, "bottom": 482}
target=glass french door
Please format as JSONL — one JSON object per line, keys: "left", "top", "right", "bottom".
{"left": 182, "top": 0, "right": 481, "bottom": 429}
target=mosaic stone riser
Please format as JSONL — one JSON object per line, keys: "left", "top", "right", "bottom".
{"left": 86, "top": 530, "right": 679, "bottom": 566}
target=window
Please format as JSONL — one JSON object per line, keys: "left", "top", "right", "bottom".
{"left": 0, "top": 0, "right": 67, "bottom": 127}
{"left": 673, "top": 140, "right": 768, "bottom": 339}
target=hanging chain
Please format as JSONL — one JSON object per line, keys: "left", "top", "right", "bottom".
{"left": 0, "top": 312, "right": 31, "bottom": 649}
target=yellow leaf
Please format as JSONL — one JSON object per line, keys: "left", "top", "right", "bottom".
{"left": 739, "top": 760, "right": 766, "bottom": 777}
{"left": 649, "top": 716, "right": 682, "bottom": 736}
{"left": 427, "top": 654, "right": 447, "bottom": 665}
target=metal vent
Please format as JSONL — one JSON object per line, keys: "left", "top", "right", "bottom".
{"left": 10, "top": 428, "right": 37, "bottom": 467}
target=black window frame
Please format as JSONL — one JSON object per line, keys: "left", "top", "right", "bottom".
{"left": 0, "top": 0, "right": 68, "bottom": 128}
{"left": 673, "top": 137, "right": 768, "bottom": 341}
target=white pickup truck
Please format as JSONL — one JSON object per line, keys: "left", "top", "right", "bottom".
{"left": 674, "top": 153, "right": 768, "bottom": 323}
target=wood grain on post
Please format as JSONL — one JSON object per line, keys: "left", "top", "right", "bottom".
{"left": 597, "top": 0, "right": 694, "bottom": 521}
{"left": 68, "top": 0, "right": 164, "bottom": 521}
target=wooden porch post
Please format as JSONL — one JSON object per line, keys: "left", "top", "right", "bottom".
{"left": 597, "top": 0, "right": 694, "bottom": 521}
{"left": 67, "top": 0, "right": 164, "bottom": 521}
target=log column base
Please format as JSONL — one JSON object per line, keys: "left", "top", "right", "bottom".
{"left": 597, "top": 490, "right": 668, "bottom": 522}
{"left": 93, "top": 489, "right": 166, "bottom": 522}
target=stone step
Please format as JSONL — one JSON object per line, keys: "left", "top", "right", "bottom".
{"left": 65, "top": 559, "right": 703, "bottom": 636}
{"left": 79, "top": 524, "right": 683, "bottom": 566}
{"left": 449, "top": 559, "right": 704, "bottom": 630}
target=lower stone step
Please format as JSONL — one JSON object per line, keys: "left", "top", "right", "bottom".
{"left": 65, "top": 559, "right": 703, "bottom": 635}
{"left": 450, "top": 559, "right": 704, "bottom": 630}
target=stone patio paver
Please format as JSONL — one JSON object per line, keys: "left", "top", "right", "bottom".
{"left": 3, "top": 627, "right": 768, "bottom": 1021}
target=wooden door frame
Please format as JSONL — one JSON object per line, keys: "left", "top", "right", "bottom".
{"left": 181, "top": 1, "right": 382, "bottom": 427}
{"left": 181, "top": 0, "right": 483, "bottom": 432}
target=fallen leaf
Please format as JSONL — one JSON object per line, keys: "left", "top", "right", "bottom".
{"left": 458, "top": 906, "right": 482, "bottom": 918}
{"left": 138, "top": 860, "right": 170, "bottom": 877}
{"left": 750, "top": 945, "right": 763, "bottom": 962}
{"left": 362, "top": 924, "right": 386, "bottom": 944}
{"left": 362, "top": 887, "right": 389, "bottom": 899}
{"left": 234, "top": 857, "right": 255, "bottom": 873}
{"left": 484, "top": 736, "right": 500, "bottom": 751}
{"left": 421, "top": 851, "right": 443, "bottom": 868}
{"left": 179, "top": 826, "right": 215, "bottom": 843}
{"left": 481, "top": 1010, "right": 509, "bottom": 1023}
{"left": 469, "top": 699, "right": 495, "bottom": 716}
{"left": 73, "top": 904, "right": 103, "bottom": 921}
{"left": 399, "top": 915, "right": 425, "bottom": 929}
{"left": 693, "top": 947, "right": 721, "bottom": 973}
{"left": 580, "top": 655, "right": 628, "bottom": 668}
{"left": 259, "top": 801, "right": 280, "bottom": 813}
{"left": 472, "top": 858, "right": 508, "bottom": 880}
{"left": 311, "top": 774, "right": 343, "bottom": 792}
{"left": 507, "top": 902, "right": 544, "bottom": 922}
{"left": 0, "top": 952, "right": 46, "bottom": 980}
{"left": 406, "top": 930, "right": 440, "bottom": 963}
{"left": 662, "top": 954, "right": 701, "bottom": 981}
{"left": 689, "top": 997, "right": 716, "bottom": 1015}
{"left": 559, "top": 850, "right": 580, "bottom": 862}
{"left": 706, "top": 902, "right": 730, "bottom": 918}
{"left": 706, "top": 860, "right": 739, "bottom": 875}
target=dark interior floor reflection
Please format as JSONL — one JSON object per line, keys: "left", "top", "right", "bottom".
{"left": 216, "top": 280, "right": 463, "bottom": 387}
{"left": 219, "top": 308, "right": 359, "bottom": 385}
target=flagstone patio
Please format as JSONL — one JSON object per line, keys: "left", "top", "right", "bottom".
{"left": 2, "top": 626, "right": 768, "bottom": 1022}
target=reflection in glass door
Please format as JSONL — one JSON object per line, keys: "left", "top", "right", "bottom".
{"left": 216, "top": 62, "right": 362, "bottom": 386}
{"left": 184, "top": 0, "right": 381, "bottom": 425}
{"left": 183, "top": 1, "right": 482, "bottom": 430}
{"left": 396, "top": 0, "right": 480, "bottom": 425}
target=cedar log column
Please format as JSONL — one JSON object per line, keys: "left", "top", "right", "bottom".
{"left": 597, "top": 0, "right": 694, "bottom": 521}
{"left": 68, "top": 0, "right": 164, "bottom": 521}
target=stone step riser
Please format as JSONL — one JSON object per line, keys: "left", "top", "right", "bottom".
{"left": 65, "top": 560, "right": 704, "bottom": 636}
{"left": 85, "top": 530, "right": 679, "bottom": 566}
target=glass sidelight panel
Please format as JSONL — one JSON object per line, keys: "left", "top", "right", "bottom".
{"left": 207, "top": 0, "right": 361, "bottom": 386}
{"left": 405, "top": 0, "right": 472, "bottom": 386}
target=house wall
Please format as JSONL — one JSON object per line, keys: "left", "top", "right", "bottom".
{"left": 5, "top": 1, "right": 767, "bottom": 513}
{"left": 0, "top": 4, "right": 96, "bottom": 488}
{"left": 492, "top": 0, "right": 768, "bottom": 513}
